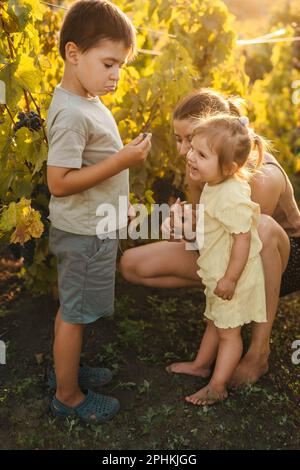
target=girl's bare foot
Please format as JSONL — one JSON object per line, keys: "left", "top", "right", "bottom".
{"left": 165, "top": 361, "right": 211, "bottom": 377}
{"left": 185, "top": 384, "right": 228, "bottom": 406}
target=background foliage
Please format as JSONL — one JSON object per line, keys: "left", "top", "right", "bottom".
{"left": 0, "top": 0, "right": 299, "bottom": 294}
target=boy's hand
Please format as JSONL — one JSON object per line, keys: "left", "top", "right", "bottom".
{"left": 117, "top": 133, "right": 152, "bottom": 169}
{"left": 214, "top": 277, "right": 236, "bottom": 301}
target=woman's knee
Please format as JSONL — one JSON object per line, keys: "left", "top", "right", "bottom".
{"left": 258, "top": 214, "right": 288, "bottom": 249}
{"left": 120, "top": 246, "right": 158, "bottom": 283}
{"left": 258, "top": 214, "right": 290, "bottom": 270}
{"left": 258, "top": 214, "right": 278, "bottom": 246}
{"left": 119, "top": 249, "right": 139, "bottom": 282}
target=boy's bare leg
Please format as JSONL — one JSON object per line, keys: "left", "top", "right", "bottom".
{"left": 54, "top": 308, "right": 86, "bottom": 407}
{"left": 54, "top": 307, "right": 62, "bottom": 337}
{"left": 185, "top": 326, "right": 242, "bottom": 405}
{"left": 166, "top": 319, "right": 218, "bottom": 376}
{"left": 231, "top": 216, "right": 290, "bottom": 387}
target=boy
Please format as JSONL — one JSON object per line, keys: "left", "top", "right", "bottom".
{"left": 46, "top": 0, "right": 151, "bottom": 423}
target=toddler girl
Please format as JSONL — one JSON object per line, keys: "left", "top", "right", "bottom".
{"left": 182, "top": 114, "right": 267, "bottom": 405}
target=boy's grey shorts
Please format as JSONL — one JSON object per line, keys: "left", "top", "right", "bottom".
{"left": 49, "top": 225, "right": 119, "bottom": 324}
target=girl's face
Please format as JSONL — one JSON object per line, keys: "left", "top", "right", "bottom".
{"left": 173, "top": 119, "right": 197, "bottom": 157}
{"left": 187, "top": 135, "right": 224, "bottom": 185}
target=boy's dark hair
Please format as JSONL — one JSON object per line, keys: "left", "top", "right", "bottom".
{"left": 59, "top": 0, "right": 137, "bottom": 60}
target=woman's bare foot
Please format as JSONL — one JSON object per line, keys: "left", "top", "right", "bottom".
{"left": 230, "top": 352, "right": 269, "bottom": 388}
{"left": 165, "top": 361, "right": 211, "bottom": 377}
{"left": 185, "top": 384, "right": 228, "bottom": 406}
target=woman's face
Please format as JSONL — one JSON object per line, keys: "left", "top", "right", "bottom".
{"left": 173, "top": 119, "right": 197, "bottom": 157}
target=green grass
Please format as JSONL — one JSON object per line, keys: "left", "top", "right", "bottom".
{"left": 0, "top": 281, "right": 299, "bottom": 449}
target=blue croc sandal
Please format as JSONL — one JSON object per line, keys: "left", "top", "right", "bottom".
{"left": 48, "top": 365, "right": 113, "bottom": 391}
{"left": 50, "top": 390, "right": 120, "bottom": 423}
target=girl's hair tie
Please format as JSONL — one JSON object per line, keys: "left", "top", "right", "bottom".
{"left": 238, "top": 116, "right": 249, "bottom": 127}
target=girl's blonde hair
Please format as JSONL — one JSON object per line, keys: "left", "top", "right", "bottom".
{"left": 192, "top": 114, "right": 269, "bottom": 181}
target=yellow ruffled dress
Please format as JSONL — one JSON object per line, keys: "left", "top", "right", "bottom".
{"left": 196, "top": 178, "right": 267, "bottom": 329}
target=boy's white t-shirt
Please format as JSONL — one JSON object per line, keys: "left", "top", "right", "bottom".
{"left": 46, "top": 85, "right": 129, "bottom": 236}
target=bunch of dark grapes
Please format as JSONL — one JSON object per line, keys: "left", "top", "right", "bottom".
{"left": 8, "top": 243, "right": 22, "bottom": 261}
{"left": 14, "top": 111, "right": 43, "bottom": 132}
{"left": 31, "top": 184, "right": 51, "bottom": 199}
{"left": 31, "top": 199, "right": 50, "bottom": 237}
{"left": 8, "top": 239, "right": 35, "bottom": 267}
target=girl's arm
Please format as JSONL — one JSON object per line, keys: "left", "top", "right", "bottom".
{"left": 214, "top": 231, "right": 251, "bottom": 300}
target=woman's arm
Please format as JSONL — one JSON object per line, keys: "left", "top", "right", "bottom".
{"left": 250, "top": 165, "right": 285, "bottom": 215}
{"left": 214, "top": 231, "right": 251, "bottom": 300}
{"left": 161, "top": 163, "right": 204, "bottom": 240}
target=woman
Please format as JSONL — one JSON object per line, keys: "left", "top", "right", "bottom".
{"left": 120, "top": 89, "right": 300, "bottom": 387}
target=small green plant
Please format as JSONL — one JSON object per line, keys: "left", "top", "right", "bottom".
{"left": 117, "top": 318, "right": 151, "bottom": 352}
{"left": 138, "top": 407, "right": 158, "bottom": 435}
{"left": 14, "top": 377, "right": 39, "bottom": 396}
{"left": 138, "top": 379, "right": 151, "bottom": 395}
{"left": 114, "top": 381, "right": 136, "bottom": 391}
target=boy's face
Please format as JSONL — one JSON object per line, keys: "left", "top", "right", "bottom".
{"left": 187, "top": 135, "right": 223, "bottom": 185}
{"left": 69, "top": 39, "right": 130, "bottom": 97}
